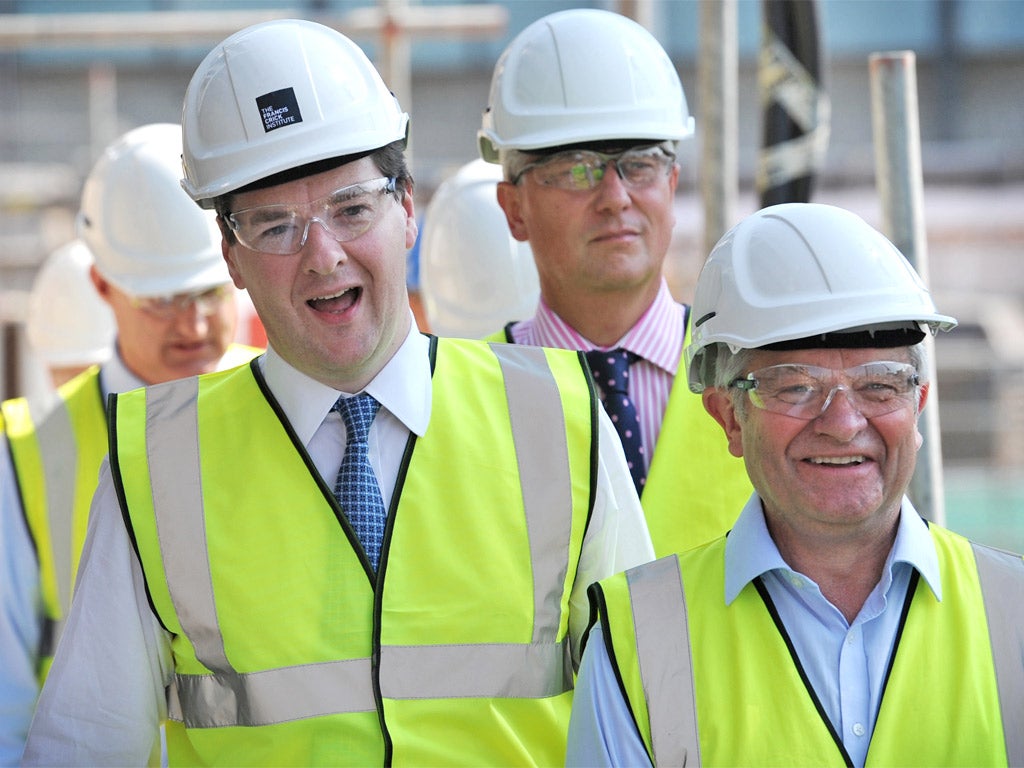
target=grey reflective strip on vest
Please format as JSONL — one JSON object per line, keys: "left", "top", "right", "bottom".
{"left": 144, "top": 347, "right": 576, "bottom": 727}
{"left": 972, "top": 542, "right": 1024, "bottom": 767}
{"left": 489, "top": 343, "right": 574, "bottom": 648}
{"left": 144, "top": 379, "right": 231, "bottom": 675}
{"left": 380, "top": 641, "right": 570, "bottom": 699}
{"left": 626, "top": 556, "right": 700, "bottom": 767}
{"left": 32, "top": 398, "right": 77, "bottom": 637}
{"left": 626, "top": 545, "right": 1024, "bottom": 768}
{"left": 170, "top": 657, "right": 374, "bottom": 728}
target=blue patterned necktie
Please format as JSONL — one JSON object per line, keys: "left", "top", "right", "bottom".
{"left": 585, "top": 349, "right": 646, "bottom": 496}
{"left": 332, "top": 393, "right": 386, "bottom": 571}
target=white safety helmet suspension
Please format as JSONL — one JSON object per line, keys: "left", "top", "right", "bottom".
{"left": 77, "top": 123, "right": 229, "bottom": 297}
{"left": 27, "top": 239, "right": 115, "bottom": 367}
{"left": 685, "top": 203, "right": 958, "bottom": 392}
{"left": 478, "top": 8, "right": 694, "bottom": 163}
{"left": 181, "top": 18, "right": 409, "bottom": 207}
{"left": 419, "top": 160, "right": 540, "bottom": 338}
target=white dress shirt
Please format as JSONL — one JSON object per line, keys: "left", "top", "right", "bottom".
{"left": 23, "top": 327, "right": 653, "bottom": 766}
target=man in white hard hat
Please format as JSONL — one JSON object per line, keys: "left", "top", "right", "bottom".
{"left": 567, "top": 203, "right": 1024, "bottom": 767}
{"left": 22, "top": 19, "right": 652, "bottom": 766}
{"left": 419, "top": 159, "right": 539, "bottom": 338}
{"left": 479, "top": 8, "right": 751, "bottom": 557}
{"left": 0, "top": 122, "right": 260, "bottom": 765}
{"left": 25, "top": 239, "right": 115, "bottom": 390}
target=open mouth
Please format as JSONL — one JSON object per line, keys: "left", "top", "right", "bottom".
{"left": 308, "top": 286, "right": 361, "bottom": 313}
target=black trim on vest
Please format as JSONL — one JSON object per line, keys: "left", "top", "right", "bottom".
{"left": 109, "top": 391, "right": 172, "bottom": 635}
{"left": 577, "top": 349, "right": 600, "bottom": 532}
{"left": 754, "top": 577, "right": 855, "bottom": 768}
{"left": 592, "top": 582, "right": 653, "bottom": 766}
{"left": 1, "top": 415, "right": 36, "bottom": 565}
{"left": 250, "top": 359, "right": 377, "bottom": 582}
{"left": 581, "top": 582, "right": 601, "bottom": 661}
{"left": 377, "top": 336, "right": 436, "bottom": 767}
{"left": 500, "top": 322, "right": 517, "bottom": 343}
{"left": 872, "top": 569, "right": 919, "bottom": 738}
{"left": 36, "top": 617, "right": 55, "bottom": 672}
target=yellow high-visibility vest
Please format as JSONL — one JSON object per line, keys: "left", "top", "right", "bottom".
{"left": 488, "top": 324, "right": 751, "bottom": 556}
{"left": 594, "top": 525, "right": 1024, "bottom": 766}
{"left": 113, "top": 339, "right": 597, "bottom": 766}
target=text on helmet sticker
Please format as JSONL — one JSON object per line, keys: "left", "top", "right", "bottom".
{"left": 257, "top": 88, "right": 303, "bottom": 132}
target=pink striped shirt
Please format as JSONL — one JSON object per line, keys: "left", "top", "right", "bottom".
{"left": 508, "top": 280, "right": 686, "bottom": 471}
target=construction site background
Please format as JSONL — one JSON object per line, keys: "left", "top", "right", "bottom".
{"left": 1, "top": 0, "right": 1022, "bottom": 549}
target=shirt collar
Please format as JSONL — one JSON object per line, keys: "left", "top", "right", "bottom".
{"left": 100, "top": 341, "right": 261, "bottom": 397}
{"left": 98, "top": 348, "right": 146, "bottom": 397}
{"left": 724, "top": 494, "right": 942, "bottom": 605}
{"left": 529, "top": 279, "right": 683, "bottom": 374}
{"left": 260, "top": 322, "right": 431, "bottom": 448}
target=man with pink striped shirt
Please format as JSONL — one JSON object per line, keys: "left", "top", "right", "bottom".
{"left": 479, "top": 8, "right": 751, "bottom": 555}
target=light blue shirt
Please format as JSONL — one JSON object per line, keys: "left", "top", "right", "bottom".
{"left": 567, "top": 494, "right": 942, "bottom": 768}
{"left": 0, "top": 353, "right": 143, "bottom": 767}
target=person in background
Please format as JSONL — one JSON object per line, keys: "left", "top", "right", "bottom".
{"left": 479, "top": 8, "right": 751, "bottom": 556}
{"left": 22, "top": 19, "right": 652, "bottom": 766}
{"left": 0, "top": 122, "right": 259, "bottom": 765}
{"left": 567, "top": 203, "right": 1024, "bottom": 767}
{"left": 418, "top": 158, "right": 539, "bottom": 339}
{"left": 25, "top": 239, "right": 115, "bottom": 390}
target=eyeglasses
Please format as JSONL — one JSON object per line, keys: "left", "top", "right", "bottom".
{"left": 129, "top": 284, "right": 231, "bottom": 320}
{"left": 730, "top": 361, "right": 921, "bottom": 420}
{"left": 511, "top": 146, "right": 675, "bottom": 192}
{"left": 225, "top": 176, "right": 398, "bottom": 255}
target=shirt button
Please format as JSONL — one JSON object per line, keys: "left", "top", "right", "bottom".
{"left": 853, "top": 723, "right": 866, "bottom": 737}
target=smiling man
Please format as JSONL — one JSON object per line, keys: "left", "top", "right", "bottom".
{"left": 567, "top": 203, "right": 1024, "bottom": 767}
{"left": 21, "top": 19, "right": 653, "bottom": 767}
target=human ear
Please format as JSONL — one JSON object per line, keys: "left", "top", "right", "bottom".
{"left": 496, "top": 181, "right": 529, "bottom": 242}
{"left": 703, "top": 388, "right": 745, "bottom": 459}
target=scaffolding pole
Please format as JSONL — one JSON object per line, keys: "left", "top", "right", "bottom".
{"left": 699, "top": 0, "right": 738, "bottom": 259}
{"left": 869, "top": 50, "right": 946, "bottom": 524}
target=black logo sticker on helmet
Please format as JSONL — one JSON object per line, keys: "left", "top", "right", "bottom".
{"left": 257, "top": 88, "right": 303, "bottom": 133}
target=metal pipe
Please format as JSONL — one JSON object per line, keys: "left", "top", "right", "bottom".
{"left": 869, "top": 50, "right": 946, "bottom": 524}
{"left": 698, "top": 0, "right": 738, "bottom": 260}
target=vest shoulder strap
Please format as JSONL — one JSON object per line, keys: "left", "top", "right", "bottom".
{"left": 625, "top": 555, "right": 700, "bottom": 767}
{"left": 971, "top": 541, "right": 1024, "bottom": 766}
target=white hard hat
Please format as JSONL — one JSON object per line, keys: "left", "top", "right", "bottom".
{"left": 420, "top": 160, "right": 540, "bottom": 338}
{"left": 77, "top": 123, "right": 229, "bottom": 298}
{"left": 685, "top": 203, "right": 958, "bottom": 392}
{"left": 181, "top": 18, "right": 409, "bottom": 207}
{"left": 27, "top": 239, "right": 115, "bottom": 367}
{"left": 478, "top": 8, "right": 694, "bottom": 163}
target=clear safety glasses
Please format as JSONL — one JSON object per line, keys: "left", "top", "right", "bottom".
{"left": 730, "top": 361, "right": 921, "bottom": 420}
{"left": 511, "top": 146, "right": 675, "bottom": 192}
{"left": 129, "top": 284, "right": 231, "bottom": 320}
{"left": 225, "top": 176, "right": 398, "bottom": 255}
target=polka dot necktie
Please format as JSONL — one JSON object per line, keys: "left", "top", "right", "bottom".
{"left": 332, "top": 393, "right": 386, "bottom": 571}
{"left": 585, "top": 349, "right": 646, "bottom": 496}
